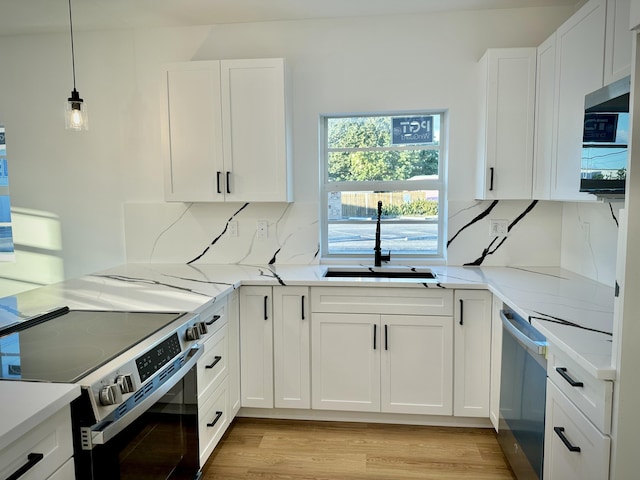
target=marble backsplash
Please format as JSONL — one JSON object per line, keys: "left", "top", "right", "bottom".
{"left": 124, "top": 199, "right": 573, "bottom": 271}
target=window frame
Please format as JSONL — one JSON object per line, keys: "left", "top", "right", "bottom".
{"left": 319, "top": 111, "right": 447, "bottom": 264}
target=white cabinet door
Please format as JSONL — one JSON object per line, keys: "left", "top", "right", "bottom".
{"left": 273, "top": 286, "right": 310, "bottom": 409}
{"left": 604, "top": 0, "right": 632, "bottom": 85}
{"left": 381, "top": 315, "right": 453, "bottom": 415}
{"left": 227, "top": 289, "right": 241, "bottom": 416}
{"left": 221, "top": 58, "right": 292, "bottom": 202}
{"left": 454, "top": 290, "right": 492, "bottom": 417}
{"left": 533, "top": 33, "right": 556, "bottom": 200}
{"left": 162, "top": 61, "right": 225, "bottom": 202}
{"left": 240, "top": 286, "right": 273, "bottom": 408}
{"left": 477, "top": 48, "right": 536, "bottom": 200}
{"left": 311, "top": 313, "right": 380, "bottom": 412}
{"left": 489, "top": 295, "right": 504, "bottom": 431}
{"left": 544, "top": 380, "right": 611, "bottom": 480}
{"left": 551, "top": 0, "right": 606, "bottom": 200}
{"left": 162, "top": 58, "right": 291, "bottom": 203}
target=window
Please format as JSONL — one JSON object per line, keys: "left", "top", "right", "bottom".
{"left": 0, "top": 126, "right": 15, "bottom": 262}
{"left": 320, "top": 113, "right": 446, "bottom": 261}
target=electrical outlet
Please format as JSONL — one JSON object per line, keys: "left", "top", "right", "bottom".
{"left": 256, "top": 220, "right": 268, "bottom": 239}
{"left": 490, "top": 219, "right": 509, "bottom": 237}
{"left": 228, "top": 220, "right": 238, "bottom": 237}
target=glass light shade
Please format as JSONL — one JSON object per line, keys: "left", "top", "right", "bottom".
{"left": 65, "top": 90, "right": 88, "bottom": 131}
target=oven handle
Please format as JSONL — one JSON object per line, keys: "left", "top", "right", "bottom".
{"left": 89, "top": 345, "right": 203, "bottom": 447}
{"left": 500, "top": 310, "right": 546, "bottom": 356}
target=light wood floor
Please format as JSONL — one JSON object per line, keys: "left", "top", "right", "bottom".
{"left": 201, "top": 418, "right": 516, "bottom": 479}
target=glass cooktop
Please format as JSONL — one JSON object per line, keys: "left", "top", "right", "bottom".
{"left": 0, "top": 310, "right": 186, "bottom": 383}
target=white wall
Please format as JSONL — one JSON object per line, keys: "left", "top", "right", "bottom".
{"left": 0, "top": 6, "right": 581, "bottom": 295}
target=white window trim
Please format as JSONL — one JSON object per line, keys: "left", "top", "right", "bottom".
{"left": 319, "top": 111, "right": 448, "bottom": 265}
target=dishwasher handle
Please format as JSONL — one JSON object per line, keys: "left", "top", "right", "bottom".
{"left": 500, "top": 310, "right": 546, "bottom": 355}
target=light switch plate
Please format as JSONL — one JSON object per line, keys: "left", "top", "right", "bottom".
{"left": 490, "top": 219, "right": 509, "bottom": 237}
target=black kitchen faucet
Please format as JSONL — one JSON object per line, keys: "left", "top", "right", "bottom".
{"left": 374, "top": 200, "right": 391, "bottom": 267}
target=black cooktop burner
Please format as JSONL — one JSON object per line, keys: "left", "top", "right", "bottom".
{"left": 0, "top": 310, "right": 185, "bottom": 383}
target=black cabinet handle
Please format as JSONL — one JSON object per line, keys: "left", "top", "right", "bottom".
{"left": 6, "top": 453, "right": 44, "bottom": 480}
{"left": 264, "top": 296, "right": 269, "bottom": 320}
{"left": 556, "top": 367, "right": 584, "bottom": 387}
{"left": 489, "top": 167, "right": 494, "bottom": 191}
{"left": 226, "top": 171, "right": 231, "bottom": 194}
{"left": 205, "top": 356, "right": 222, "bottom": 369}
{"left": 207, "top": 411, "right": 224, "bottom": 427}
{"left": 459, "top": 299, "right": 464, "bottom": 325}
{"left": 384, "top": 324, "right": 388, "bottom": 351}
{"left": 301, "top": 295, "right": 305, "bottom": 320}
{"left": 216, "top": 171, "right": 222, "bottom": 194}
{"left": 373, "top": 324, "right": 377, "bottom": 350}
{"left": 206, "top": 314, "right": 221, "bottom": 326}
{"left": 554, "top": 427, "right": 581, "bottom": 452}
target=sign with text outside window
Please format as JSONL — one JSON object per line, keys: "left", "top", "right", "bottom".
{"left": 392, "top": 116, "right": 433, "bottom": 145}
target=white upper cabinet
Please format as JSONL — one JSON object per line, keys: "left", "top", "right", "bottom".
{"left": 162, "top": 58, "right": 292, "bottom": 203}
{"left": 605, "top": 0, "right": 632, "bottom": 84}
{"left": 533, "top": 33, "right": 557, "bottom": 200}
{"left": 550, "top": 0, "right": 606, "bottom": 201}
{"left": 477, "top": 48, "right": 537, "bottom": 200}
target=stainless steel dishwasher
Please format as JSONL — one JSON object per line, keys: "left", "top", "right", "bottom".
{"left": 498, "top": 306, "right": 547, "bottom": 480}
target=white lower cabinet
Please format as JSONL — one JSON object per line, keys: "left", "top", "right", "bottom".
{"left": 0, "top": 406, "right": 74, "bottom": 480}
{"left": 381, "top": 315, "right": 453, "bottom": 415}
{"left": 544, "top": 380, "right": 610, "bottom": 480}
{"left": 227, "top": 289, "right": 241, "bottom": 417}
{"left": 544, "top": 343, "right": 613, "bottom": 479}
{"left": 195, "top": 294, "right": 237, "bottom": 466}
{"left": 240, "top": 286, "right": 274, "bottom": 408}
{"left": 454, "top": 290, "right": 492, "bottom": 417}
{"left": 310, "top": 287, "right": 455, "bottom": 415}
{"left": 273, "top": 286, "right": 310, "bottom": 409}
{"left": 240, "top": 286, "right": 310, "bottom": 409}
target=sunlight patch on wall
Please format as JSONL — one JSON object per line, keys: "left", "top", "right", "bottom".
{"left": 0, "top": 207, "right": 64, "bottom": 298}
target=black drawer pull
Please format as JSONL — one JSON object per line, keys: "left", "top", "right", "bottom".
{"left": 6, "top": 453, "right": 44, "bottom": 480}
{"left": 207, "top": 411, "right": 224, "bottom": 427}
{"left": 226, "top": 171, "right": 231, "bottom": 194}
{"left": 205, "top": 356, "right": 222, "bottom": 369}
{"left": 554, "top": 427, "right": 581, "bottom": 452}
{"left": 301, "top": 295, "right": 305, "bottom": 320}
{"left": 206, "top": 314, "right": 221, "bottom": 326}
{"left": 459, "top": 299, "right": 464, "bottom": 325}
{"left": 556, "top": 367, "right": 584, "bottom": 387}
{"left": 216, "top": 171, "right": 222, "bottom": 194}
{"left": 489, "top": 167, "right": 494, "bottom": 191}
{"left": 264, "top": 296, "right": 269, "bottom": 320}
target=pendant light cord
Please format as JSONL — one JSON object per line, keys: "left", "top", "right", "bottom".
{"left": 68, "top": 0, "right": 77, "bottom": 90}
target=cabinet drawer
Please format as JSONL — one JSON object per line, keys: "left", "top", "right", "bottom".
{"left": 48, "top": 457, "right": 75, "bottom": 480}
{"left": 197, "top": 297, "right": 228, "bottom": 340}
{"left": 547, "top": 346, "right": 612, "bottom": 434}
{"left": 544, "top": 380, "right": 610, "bottom": 480}
{"left": 0, "top": 407, "right": 73, "bottom": 480}
{"left": 311, "top": 287, "right": 453, "bottom": 316}
{"left": 198, "top": 378, "right": 229, "bottom": 466}
{"left": 197, "top": 324, "right": 229, "bottom": 401}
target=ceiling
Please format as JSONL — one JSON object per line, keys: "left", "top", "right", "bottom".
{"left": 0, "top": 0, "right": 581, "bottom": 36}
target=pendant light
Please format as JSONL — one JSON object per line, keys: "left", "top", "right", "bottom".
{"left": 64, "top": 0, "right": 88, "bottom": 131}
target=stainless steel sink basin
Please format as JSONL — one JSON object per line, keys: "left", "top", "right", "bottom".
{"left": 323, "top": 267, "right": 437, "bottom": 280}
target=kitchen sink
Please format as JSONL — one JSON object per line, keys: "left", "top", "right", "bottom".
{"left": 323, "top": 267, "right": 437, "bottom": 280}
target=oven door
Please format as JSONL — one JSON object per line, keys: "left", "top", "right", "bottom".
{"left": 498, "top": 309, "right": 547, "bottom": 480}
{"left": 74, "top": 346, "right": 202, "bottom": 480}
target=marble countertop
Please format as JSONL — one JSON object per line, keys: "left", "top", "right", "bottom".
{"left": 0, "top": 381, "right": 80, "bottom": 452}
{"left": 0, "top": 263, "right": 615, "bottom": 380}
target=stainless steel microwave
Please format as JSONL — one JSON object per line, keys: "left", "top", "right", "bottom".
{"left": 581, "top": 75, "right": 630, "bottom": 198}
